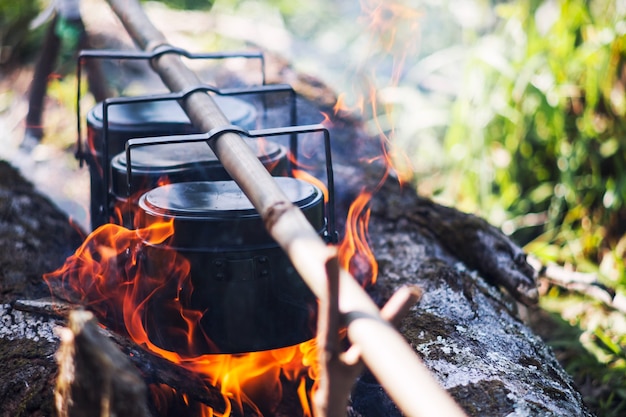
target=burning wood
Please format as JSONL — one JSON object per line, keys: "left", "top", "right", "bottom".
{"left": 13, "top": 299, "right": 237, "bottom": 415}
{"left": 55, "top": 309, "right": 151, "bottom": 417}
{"left": 56, "top": 0, "right": 468, "bottom": 416}
{"left": 0, "top": 127, "right": 591, "bottom": 417}
{"left": 41, "top": 217, "right": 320, "bottom": 415}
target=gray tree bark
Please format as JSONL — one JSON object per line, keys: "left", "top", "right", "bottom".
{"left": 347, "top": 179, "right": 592, "bottom": 416}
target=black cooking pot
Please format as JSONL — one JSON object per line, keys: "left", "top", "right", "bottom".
{"left": 136, "top": 178, "right": 324, "bottom": 354}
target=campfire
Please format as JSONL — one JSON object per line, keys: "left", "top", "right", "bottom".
{"left": 31, "top": 0, "right": 471, "bottom": 416}
{"left": 45, "top": 218, "right": 321, "bottom": 416}
{"left": 44, "top": 106, "right": 344, "bottom": 415}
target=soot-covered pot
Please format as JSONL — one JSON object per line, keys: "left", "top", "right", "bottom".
{"left": 110, "top": 138, "right": 288, "bottom": 227}
{"left": 136, "top": 178, "right": 325, "bottom": 353}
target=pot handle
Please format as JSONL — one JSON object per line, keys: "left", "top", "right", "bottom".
{"left": 75, "top": 46, "right": 266, "bottom": 166}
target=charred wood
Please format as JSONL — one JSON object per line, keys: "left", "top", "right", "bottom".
{"left": 0, "top": 303, "right": 58, "bottom": 417}
{"left": 0, "top": 161, "right": 83, "bottom": 303}
{"left": 401, "top": 193, "right": 538, "bottom": 306}
{"left": 13, "top": 299, "right": 239, "bottom": 417}
{"left": 55, "top": 309, "right": 151, "bottom": 417}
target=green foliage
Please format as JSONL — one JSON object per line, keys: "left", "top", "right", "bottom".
{"left": 0, "top": 0, "right": 42, "bottom": 67}
{"left": 541, "top": 291, "right": 626, "bottom": 415}
{"left": 430, "top": 2, "right": 626, "bottom": 414}
{"left": 440, "top": 0, "right": 626, "bottom": 280}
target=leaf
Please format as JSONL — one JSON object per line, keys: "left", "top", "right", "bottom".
{"left": 594, "top": 328, "right": 625, "bottom": 358}
{"left": 529, "top": 182, "right": 554, "bottom": 204}
{"left": 600, "top": 138, "right": 619, "bottom": 158}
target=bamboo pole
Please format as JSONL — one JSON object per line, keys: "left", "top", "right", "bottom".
{"left": 103, "top": 1, "right": 467, "bottom": 416}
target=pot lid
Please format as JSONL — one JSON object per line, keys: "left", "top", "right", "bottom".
{"left": 137, "top": 178, "right": 325, "bottom": 250}
{"left": 113, "top": 138, "right": 284, "bottom": 172}
{"left": 110, "top": 139, "right": 288, "bottom": 197}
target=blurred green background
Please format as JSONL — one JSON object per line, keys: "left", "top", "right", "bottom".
{"left": 2, "top": 0, "right": 625, "bottom": 415}
{"left": 255, "top": 2, "right": 626, "bottom": 413}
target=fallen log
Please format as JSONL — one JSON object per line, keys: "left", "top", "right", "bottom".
{"left": 0, "top": 156, "right": 592, "bottom": 416}
{"left": 13, "top": 298, "right": 234, "bottom": 416}
{"left": 0, "top": 161, "right": 84, "bottom": 302}
{"left": 0, "top": 160, "right": 234, "bottom": 416}
{"left": 0, "top": 303, "right": 58, "bottom": 417}
{"left": 402, "top": 194, "right": 538, "bottom": 306}
{"left": 348, "top": 179, "right": 592, "bottom": 416}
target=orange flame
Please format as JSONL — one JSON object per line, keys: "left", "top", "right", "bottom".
{"left": 86, "top": 126, "right": 103, "bottom": 178}
{"left": 48, "top": 2, "right": 424, "bottom": 412}
{"left": 367, "top": 84, "right": 414, "bottom": 187}
{"left": 359, "top": 0, "right": 422, "bottom": 86}
{"left": 44, "top": 217, "right": 319, "bottom": 416}
{"left": 333, "top": 93, "right": 365, "bottom": 117}
{"left": 331, "top": 1, "right": 421, "bottom": 289}
{"left": 292, "top": 169, "right": 329, "bottom": 203}
{"left": 338, "top": 191, "right": 378, "bottom": 287}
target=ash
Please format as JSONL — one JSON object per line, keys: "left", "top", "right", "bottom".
{"left": 0, "top": 304, "right": 59, "bottom": 343}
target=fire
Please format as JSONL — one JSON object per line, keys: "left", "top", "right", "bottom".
{"left": 44, "top": 2, "right": 424, "bottom": 413}
{"left": 110, "top": 175, "right": 172, "bottom": 227}
{"left": 338, "top": 191, "right": 378, "bottom": 287}
{"left": 86, "top": 127, "right": 103, "bottom": 178}
{"left": 320, "top": 97, "right": 382, "bottom": 289}
{"left": 292, "top": 169, "right": 329, "bottom": 203}
{"left": 44, "top": 218, "right": 319, "bottom": 416}
{"left": 359, "top": 0, "right": 422, "bottom": 86}
{"left": 333, "top": 93, "right": 365, "bottom": 116}
{"left": 367, "top": 84, "right": 414, "bottom": 187}
{"left": 324, "top": 1, "right": 422, "bottom": 291}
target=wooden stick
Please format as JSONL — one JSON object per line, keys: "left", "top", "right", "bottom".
{"left": 316, "top": 283, "right": 424, "bottom": 417}
{"left": 314, "top": 255, "right": 348, "bottom": 417}
{"left": 55, "top": 310, "right": 151, "bottom": 417}
{"left": 103, "top": 1, "right": 467, "bottom": 415}
{"left": 342, "top": 285, "right": 423, "bottom": 366}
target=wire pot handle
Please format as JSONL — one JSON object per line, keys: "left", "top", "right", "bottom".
{"left": 75, "top": 46, "right": 266, "bottom": 165}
